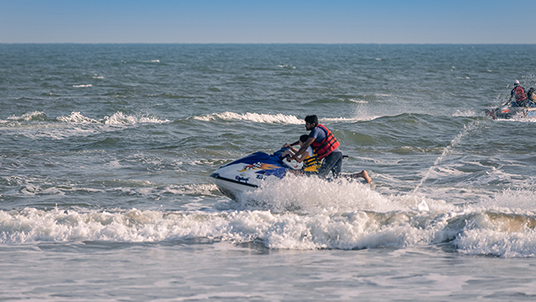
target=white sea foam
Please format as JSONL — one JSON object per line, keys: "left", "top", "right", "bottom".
{"left": 475, "top": 188, "right": 536, "bottom": 212}
{"left": 102, "top": 111, "right": 169, "bottom": 125}
{"left": 73, "top": 84, "right": 92, "bottom": 88}
{"left": 56, "top": 112, "right": 99, "bottom": 124}
{"left": 6, "top": 111, "right": 49, "bottom": 121}
{"left": 277, "top": 64, "right": 296, "bottom": 69}
{"left": 14, "top": 182, "right": 220, "bottom": 199}
{"left": 455, "top": 227, "right": 536, "bottom": 258}
{"left": 3, "top": 111, "right": 170, "bottom": 140}
{"left": 453, "top": 208, "right": 536, "bottom": 258}
{"left": 2, "top": 185, "right": 536, "bottom": 256}
{"left": 6, "top": 111, "right": 169, "bottom": 127}
{"left": 193, "top": 112, "right": 303, "bottom": 124}
{"left": 446, "top": 188, "right": 536, "bottom": 257}
{"left": 496, "top": 115, "right": 536, "bottom": 123}
{"left": 284, "top": 176, "right": 450, "bottom": 212}
{"left": 237, "top": 175, "right": 403, "bottom": 213}
{"left": 55, "top": 111, "right": 170, "bottom": 126}
{"left": 193, "top": 112, "right": 380, "bottom": 124}
{"left": 452, "top": 109, "right": 477, "bottom": 117}
{"left": 349, "top": 99, "right": 368, "bottom": 104}
{"left": 162, "top": 184, "right": 220, "bottom": 196}
{"left": 0, "top": 207, "right": 440, "bottom": 249}
{"left": 322, "top": 116, "right": 381, "bottom": 123}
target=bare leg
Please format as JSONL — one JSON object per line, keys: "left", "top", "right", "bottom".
{"left": 361, "top": 170, "right": 372, "bottom": 184}
{"left": 347, "top": 170, "right": 372, "bottom": 184}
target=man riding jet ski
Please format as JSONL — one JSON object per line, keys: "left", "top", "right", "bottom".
{"left": 210, "top": 148, "right": 371, "bottom": 200}
{"left": 210, "top": 115, "right": 372, "bottom": 200}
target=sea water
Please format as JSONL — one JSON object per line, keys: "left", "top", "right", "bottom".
{"left": 1, "top": 44, "right": 536, "bottom": 301}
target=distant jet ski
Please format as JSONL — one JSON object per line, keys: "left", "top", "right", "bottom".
{"left": 210, "top": 149, "right": 299, "bottom": 200}
{"left": 485, "top": 102, "right": 536, "bottom": 120}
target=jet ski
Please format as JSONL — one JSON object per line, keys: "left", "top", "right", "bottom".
{"left": 210, "top": 148, "right": 301, "bottom": 200}
{"left": 486, "top": 102, "right": 536, "bottom": 120}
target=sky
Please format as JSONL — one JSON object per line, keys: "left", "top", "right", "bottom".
{"left": 1, "top": 0, "right": 535, "bottom": 44}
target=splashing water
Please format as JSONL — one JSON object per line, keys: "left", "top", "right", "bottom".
{"left": 413, "top": 121, "right": 481, "bottom": 195}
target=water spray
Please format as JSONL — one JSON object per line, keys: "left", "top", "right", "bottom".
{"left": 412, "top": 120, "right": 480, "bottom": 195}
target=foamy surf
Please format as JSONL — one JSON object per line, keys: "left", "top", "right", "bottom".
{"left": 6, "top": 111, "right": 51, "bottom": 122}
{"left": 0, "top": 206, "right": 453, "bottom": 249}
{"left": 6, "top": 177, "right": 534, "bottom": 256}
{"left": 101, "top": 112, "right": 170, "bottom": 125}
{"left": 192, "top": 112, "right": 381, "bottom": 124}
{"left": 322, "top": 116, "right": 381, "bottom": 123}
{"left": 2, "top": 200, "right": 535, "bottom": 256}
{"left": 231, "top": 175, "right": 440, "bottom": 214}
{"left": 56, "top": 111, "right": 100, "bottom": 124}
{"left": 4, "top": 111, "right": 169, "bottom": 126}
{"left": 193, "top": 112, "right": 303, "bottom": 124}
{"left": 1, "top": 111, "right": 170, "bottom": 139}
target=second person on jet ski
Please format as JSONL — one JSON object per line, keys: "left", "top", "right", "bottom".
{"left": 527, "top": 87, "right": 536, "bottom": 108}
{"left": 282, "top": 134, "right": 322, "bottom": 175}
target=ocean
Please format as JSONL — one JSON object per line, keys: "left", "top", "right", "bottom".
{"left": 1, "top": 44, "right": 536, "bottom": 301}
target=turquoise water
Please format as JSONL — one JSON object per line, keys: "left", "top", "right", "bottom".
{"left": 1, "top": 44, "right": 536, "bottom": 301}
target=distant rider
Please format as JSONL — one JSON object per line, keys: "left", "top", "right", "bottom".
{"left": 509, "top": 80, "right": 527, "bottom": 107}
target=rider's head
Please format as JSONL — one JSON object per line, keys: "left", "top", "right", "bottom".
{"left": 514, "top": 80, "right": 520, "bottom": 86}
{"left": 304, "top": 115, "right": 318, "bottom": 130}
{"left": 299, "top": 134, "right": 309, "bottom": 144}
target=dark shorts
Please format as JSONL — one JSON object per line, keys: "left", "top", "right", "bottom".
{"left": 317, "top": 151, "right": 343, "bottom": 178}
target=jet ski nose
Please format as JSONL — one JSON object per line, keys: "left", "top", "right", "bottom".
{"left": 485, "top": 108, "right": 496, "bottom": 119}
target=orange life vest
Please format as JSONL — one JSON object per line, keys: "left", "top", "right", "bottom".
{"left": 514, "top": 86, "right": 527, "bottom": 102}
{"left": 310, "top": 124, "right": 340, "bottom": 159}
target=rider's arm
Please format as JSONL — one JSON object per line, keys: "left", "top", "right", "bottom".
{"left": 282, "top": 141, "right": 300, "bottom": 149}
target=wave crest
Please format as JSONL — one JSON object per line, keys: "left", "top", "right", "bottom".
{"left": 6, "top": 111, "right": 51, "bottom": 122}
{"left": 193, "top": 112, "right": 303, "bottom": 124}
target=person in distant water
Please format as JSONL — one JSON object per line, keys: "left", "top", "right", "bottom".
{"left": 526, "top": 87, "right": 536, "bottom": 108}
{"left": 509, "top": 80, "right": 527, "bottom": 107}
{"left": 281, "top": 134, "right": 321, "bottom": 175}
{"left": 286, "top": 115, "right": 371, "bottom": 183}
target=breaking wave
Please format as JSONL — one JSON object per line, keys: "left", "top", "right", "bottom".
{"left": 1, "top": 111, "right": 170, "bottom": 139}
{"left": 2, "top": 178, "right": 535, "bottom": 257}
{"left": 193, "top": 112, "right": 303, "bottom": 124}
{"left": 192, "top": 112, "right": 379, "bottom": 124}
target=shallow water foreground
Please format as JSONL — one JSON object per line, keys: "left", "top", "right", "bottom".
{"left": 2, "top": 242, "right": 536, "bottom": 301}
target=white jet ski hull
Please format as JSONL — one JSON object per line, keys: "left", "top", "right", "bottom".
{"left": 210, "top": 149, "right": 297, "bottom": 200}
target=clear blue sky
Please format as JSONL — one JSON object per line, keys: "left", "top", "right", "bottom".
{"left": 1, "top": 0, "right": 535, "bottom": 44}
